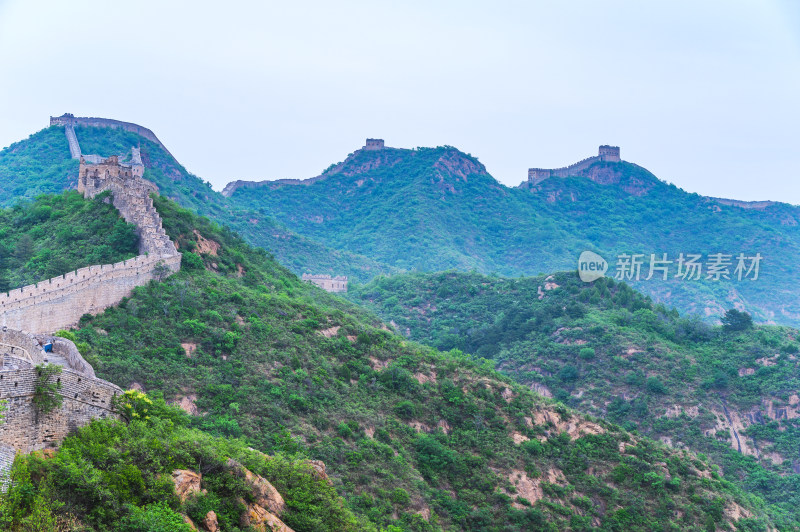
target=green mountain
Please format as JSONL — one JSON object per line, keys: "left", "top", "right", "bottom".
{"left": 0, "top": 125, "right": 394, "bottom": 282}
{"left": 5, "top": 125, "right": 800, "bottom": 327}
{"left": 348, "top": 269, "right": 800, "bottom": 525}
{"left": 2, "top": 193, "right": 776, "bottom": 530}
{"left": 224, "top": 145, "right": 800, "bottom": 327}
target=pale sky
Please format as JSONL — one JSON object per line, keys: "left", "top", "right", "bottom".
{"left": 1, "top": 0, "right": 799, "bottom": 203}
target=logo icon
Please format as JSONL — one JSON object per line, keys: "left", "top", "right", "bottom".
{"left": 578, "top": 251, "right": 607, "bottom": 282}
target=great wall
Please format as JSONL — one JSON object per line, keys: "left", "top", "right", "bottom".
{"left": 0, "top": 115, "right": 182, "bottom": 476}
{"left": 221, "top": 137, "right": 389, "bottom": 197}
{"left": 526, "top": 145, "right": 621, "bottom": 185}
{"left": 51, "top": 113, "right": 174, "bottom": 161}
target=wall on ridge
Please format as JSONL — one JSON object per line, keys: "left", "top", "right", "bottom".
{"left": 0, "top": 254, "right": 180, "bottom": 334}
{"left": 50, "top": 113, "right": 174, "bottom": 160}
{"left": 64, "top": 125, "right": 81, "bottom": 159}
{"left": 0, "top": 154, "right": 181, "bottom": 334}
{"left": 78, "top": 157, "right": 176, "bottom": 256}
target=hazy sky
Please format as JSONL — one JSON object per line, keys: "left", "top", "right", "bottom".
{"left": 1, "top": 0, "right": 798, "bottom": 202}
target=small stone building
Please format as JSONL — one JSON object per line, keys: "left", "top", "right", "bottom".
{"left": 302, "top": 274, "right": 348, "bottom": 293}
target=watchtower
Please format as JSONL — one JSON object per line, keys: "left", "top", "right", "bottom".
{"left": 364, "top": 138, "right": 385, "bottom": 150}
{"left": 527, "top": 168, "right": 552, "bottom": 185}
{"left": 598, "top": 145, "right": 621, "bottom": 162}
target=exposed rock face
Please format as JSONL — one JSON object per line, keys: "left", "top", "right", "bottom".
{"left": 239, "top": 500, "right": 294, "bottom": 532}
{"left": 173, "top": 395, "right": 199, "bottom": 416}
{"left": 307, "top": 459, "right": 331, "bottom": 483}
{"left": 528, "top": 407, "right": 604, "bottom": 440}
{"left": 202, "top": 510, "right": 219, "bottom": 532}
{"left": 433, "top": 149, "right": 487, "bottom": 181}
{"left": 226, "top": 458, "right": 286, "bottom": 516}
{"left": 182, "top": 514, "right": 198, "bottom": 530}
{"left": 193, "top": 230, "right": 220, "bottom": 256}
{"left": 172, "top": 469, "right": 204, "bottom": 502}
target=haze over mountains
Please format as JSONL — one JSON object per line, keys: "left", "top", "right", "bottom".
{"left": 2, "top": 117, "right": 800, "bottom": 529}
{"left": 4, "top": 119, "right": 797, "bottom": 326}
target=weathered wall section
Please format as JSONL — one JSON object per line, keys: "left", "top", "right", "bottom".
{"left": 50, "top": 113, "right": 174, "bottom": 160}
{"left": 0, "top": 154, "right": 180, "bottom": 334}
{"left": 0, "top": 118, "right": 184, "bottom": 474}
{"left": 78, "top": 156, "right": 175, "bottom": 256}
{"left": 527, "top": 145, "right": 621, "bottom": 185}
{"left": 0, "top": 254, "right": 180, "bottom": 333}
{"left": 0, "top": 355, "right": 121, "bottom": 468}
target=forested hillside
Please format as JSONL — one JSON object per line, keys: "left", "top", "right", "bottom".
{"left": 228, "top": 146, "right": 800, "bottom": 327}
{"left": 1, "top": 400, "right": 360, "bottom": 531}
{"left": 349, "top": 270, "right": 800, "bottom": 525}
{"left": 4, "top": 125, "right": 800, "bottom": 326}
{"left": 0, "top": 125, "right": 394, "bottom": 282}
{"left": 22, "top": 195, "right": 772, "bottom": 530}
{"left": 0, "top": 191, "right": 138, "bottom": 291}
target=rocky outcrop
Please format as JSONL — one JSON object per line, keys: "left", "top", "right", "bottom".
{"left": 202, "top": 510, "right": 218, "bottom": 532}
{"left": 239, "top": 500, "right": 293, "bottom": 532}
{"left": 172, "top": 469, "right": 204, "bottom": 502}
{"left": 306, "top": 459, "right": 330, "bottom": 483}
{"left": 225, "top": 458, "right": 286, "bottom": 516}
{"left": 170, "top": 462, "right": 294, "bottom": 531}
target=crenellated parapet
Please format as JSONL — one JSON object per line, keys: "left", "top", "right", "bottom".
{"left": 302, "top": 273, "right": 348, "bottom": 293}
{"left": 527, "top": 145, "right": 621, "bottom": 185}
{"left": 0, "top": 328, "right": 122, "bottom": 474}
{"left": 0, "top": 139, "right": 181, "bottom": 335}
{"left": 0, "top": 116, "right": 187, "bottom": 476}
{"left": 0, "top": 351, "right": 122, "bottom": 471}
{"left": 50, "top": 113, "right": 174, "bottom": 160}
{"left": 78, "top": 156, "right": 176, "bottom": 256}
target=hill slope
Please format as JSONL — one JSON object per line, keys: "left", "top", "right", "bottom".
{"left": 349, "top": 269, "right": 800, "bottom": 525}
{"left": 39, "top": 196, "right": 775, "bottom": 530}
{"left": 2, "top": 404, "right": 360, "bottom": 531}
{"left": 226, "top": 145, "right": 800, "bottom": 326}
{"left": 0, "top": 125, "right": 395, "bottom": 282}
{"left": 5, "top": 125, "right": 800, "bottom": 325}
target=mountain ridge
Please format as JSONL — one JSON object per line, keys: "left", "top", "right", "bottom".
{"left": 4, "top": 119, "right": 800, "bottom": 325}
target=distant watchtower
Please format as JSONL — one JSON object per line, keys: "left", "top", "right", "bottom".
{"left": 598, "top": 145, "right": 621, "bottom": 162}
{"left": 526, "top": 145, "right": 622, "bottom": 185}
{"left": 364, "top": 138, "right": 385, "bottom": 150}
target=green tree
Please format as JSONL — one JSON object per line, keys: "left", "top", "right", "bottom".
{"left": 722, "top": 309, "right": 753, "bottom": 331}
{"left": 32, "top": 364, "right": 62, "bottom": 415}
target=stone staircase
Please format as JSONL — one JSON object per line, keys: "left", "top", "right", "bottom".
{"left": 64, "top": 125, "right": 81, "bottom": 159}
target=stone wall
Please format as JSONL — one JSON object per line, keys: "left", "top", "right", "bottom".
{"left": 0, "top": 254, "right": 180, "bottom": 334}
{"left": 527, "top": 146, "right": 621, "bottom": 185}
{"left": 50, "top": 113, "right": 174, "bottom": 160}
{"left": 0, "top": 134, "right": 182, "bottom": 474}
{"left": 364, "top": 138, "right": 385, "bottom": 150}
{"left": 0, "top": 153, "right": 181, "bottom": 335}
{"left": 64, "top": 125, "right": 81, "bottom": 159}
{"left": 598, "top": 145, "right": 621, "bottom": 162}
{"left": 78, "top": 156, "right": 176, "bottom": 256}
{"left": 0, "top": 354, "right": 121, "bottom": 457}
{"left": 302, "top": 274, "right": 348, "bottom": 293}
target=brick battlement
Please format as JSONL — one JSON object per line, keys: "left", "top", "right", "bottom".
{"left": 50, "top": 113, "right": 174, "bottom": 160}
{"left": 0, "top": 354, "right": 122, "bottom": 460}
{"left": 302, "top": 273, "right": 348, "bottom": 293}
{"left": 0, "top": 145, "right": 181, "bottom": 335}
{"left": 527, "top": 145, "right": 621, "bottom": 185}
{"left": 0, "top": 118, "right": 187, "bottom": 476}
{"left": 364, "top": 138, "right": 385, "bottom": 150}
